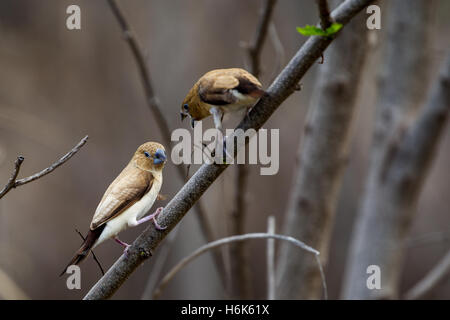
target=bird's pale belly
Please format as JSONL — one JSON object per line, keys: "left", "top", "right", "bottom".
{"left": 94, "top": 177, "right": 162, "bottom": 248}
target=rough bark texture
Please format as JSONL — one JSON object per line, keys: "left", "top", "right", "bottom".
{"left": 83, "top": 0, "right": 375, "bottom": 299}
{"left": 276, "top": 0, "right": 369, "bottom": 299}
{"left": 342, "top": 0, "right": 448, "bottom": 299}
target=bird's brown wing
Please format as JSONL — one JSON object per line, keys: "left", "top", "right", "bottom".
{"left": 90, "top": 164, "right": 153, "bottom": 230}
{"left": 198, "top": 74, "right": 239, "bottom": 105}
{"left": 198, "top": 73, "right": 264, "bottom": 105}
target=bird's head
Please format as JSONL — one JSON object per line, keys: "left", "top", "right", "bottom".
{"left": 133, "top": 142, "right": 167, "bottom": 172}
{"left": 180, "top": 86, "right": 209, "bottom": 128}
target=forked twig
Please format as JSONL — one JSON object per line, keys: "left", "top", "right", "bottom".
{"left": 0, "top": 136, "right": 88, "bottom": 199}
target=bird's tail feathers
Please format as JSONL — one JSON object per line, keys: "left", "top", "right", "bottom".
{"left": 59, "top": 225, "right": 105, "bottom": 277}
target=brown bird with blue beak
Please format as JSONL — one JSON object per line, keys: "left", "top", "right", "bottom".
{"left": 61, "top": 142, "right": 167, "bottom": 275}
{"left": 180, "top": 68, "right": 265, "bottom": 131}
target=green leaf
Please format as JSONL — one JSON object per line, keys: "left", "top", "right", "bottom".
{"left": 296, "top": 22, "right": 343, "bottom": 37}
{"left": 325, "top": 23, "right": 343, "bottom": 35}
{"left": 296, "top": 25, "right": 327, "bottom": 36}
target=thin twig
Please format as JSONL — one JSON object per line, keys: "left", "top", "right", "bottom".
{"left": 404, "top": 250, "right": 450, "bottom": 300}
{"left": 83, "top": 0, "right": 375, "bottom": 299}
{"left": 0, "top": 156, "right": 24, "bottom": 199}
{"left": 0, "top": 136, "right": 88, "bottom": 199}
{"left": 316, "top": 0, "right": 333, "bottom": 30}
{"left": 75, "top": 229, "right": 105, "bottom": 276}
{"left": 106, "top": 0, "right": 226, "bottom": 287}
{"left": 266, "top": 216, "right": 276, "bottom": 300}
{"left": 152, "top": 232, "right": 326, "bottom": 300}
{"left": 247, "top": 0, "right": 278, "bottom": 77}
{"left": 229, "top": 0, "right": 278, "bottom": 299}
{"left": 269, "top": 22, "right": 285, "bottom": 83}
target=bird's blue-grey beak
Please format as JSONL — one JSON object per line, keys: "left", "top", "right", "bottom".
{"left": 153, "top": 148, "right": 166, "bottom": 165}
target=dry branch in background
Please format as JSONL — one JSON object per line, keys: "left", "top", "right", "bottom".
{"left": 230, "top": 0, "right": 277, "bottom": 299}
{"left": 404, "top": 249, "right": 450, "bottom": 300}
{"left": 105, "top": 0, "right": 226, "bottom": 288}
{"left": 276, "top": 0, "right": 369, "bottom": 299}
{"left": 266, "top": 216, "right": 276, "bottom": 300}
{"left": 83, "top": 0, "right": 376, "bottom": 300}
{"left": 0, "top": 268, "right": 28, "bottom": 300}
{"left": 316, "top": 0, "right": 333, "bottom": 30}
{"left": 152, "top": 233, "right": 324, "bottom": 300}
{"left": 342, "top": 0, "right": 443, "bottom": 299}
{"left": 0, "top": 135, "right": 88, "bottom": 199}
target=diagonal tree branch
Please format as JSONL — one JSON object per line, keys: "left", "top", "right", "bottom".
{"left": 0, "top": 136, "right": 88, "bottom": 199}
{"left": 105, "top": 0, "right": 226, "bottom": 287}
{"left": 83, "top": 0, "right": 375, "bottom": 300}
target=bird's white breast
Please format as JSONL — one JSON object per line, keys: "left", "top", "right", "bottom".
{"left": 94, "top": 172, "right": 163, "bottom": 247}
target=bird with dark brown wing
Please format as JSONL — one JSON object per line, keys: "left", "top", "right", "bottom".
{"left": 180, "top": 68, "right": 265, "bottom": 131}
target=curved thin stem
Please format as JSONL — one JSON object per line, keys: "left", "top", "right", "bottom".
{"left": 152, "top": 233, "right": 327, "bottom": 300}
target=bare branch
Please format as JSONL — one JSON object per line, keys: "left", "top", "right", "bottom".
{"left": 83, "top": 0, "right": 376, "bottom": 300}
{"left": 0, "top": 135, "right": 88, "bottom": 199}
{"left": 247, "top": 0, "right": 278, "bottom": 77}
{"left": 106, "top": 0, "right": 226, "bottom": 285}
{"left": 0, "top": 156, "right": 24, "bottom": 199}
{"left": 316, "top": 0, "right": 333, "bottom": 30}
{"left": 269, "top": 22, "right": 285, "bottom": 83}
{"left": 404, "top": 250, "right": 450, "bottom": 300}
{"left": 152, "top": 232, "right": 324, "bottom": 300}
{"left": 266, "top": 216, "right": 276, "bottom": 300}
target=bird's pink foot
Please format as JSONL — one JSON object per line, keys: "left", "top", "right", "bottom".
{"left": 114, "top": 237, "right": 131, "bottom": 255}
{"left": 136, "top": 207, "right": 166, "bottom": 230}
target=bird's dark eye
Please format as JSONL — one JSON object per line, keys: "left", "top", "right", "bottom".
{"left": 144, "top": 151, "right": 150, "bottom": 158}
{"left": 183, "top": 104, "right": 189, "bottom": 111}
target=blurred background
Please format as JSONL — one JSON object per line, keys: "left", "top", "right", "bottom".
{"left": 0, "top": 0, "right": 448, "bottom": 299}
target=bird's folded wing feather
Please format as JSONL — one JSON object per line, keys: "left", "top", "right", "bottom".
{"left": 198, "top": 75, "right": 238, "bottom": 106}
{"left": 199, "top": 73, "right": 264, "bottom": 105}
{"left": 90, "top": 165, "right": 153, "bottom": 230}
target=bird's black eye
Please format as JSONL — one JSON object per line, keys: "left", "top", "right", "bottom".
{"left": 183, "top": 104, "right": 189, "bottom": 111}
{"left": 144, "top": 151, "right": 150, "bottom": 158}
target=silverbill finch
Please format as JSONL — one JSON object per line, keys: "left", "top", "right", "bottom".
{"left": 180, "top": 68, "right": 265, "bottom": 131}
{"left": 61, "top": 142, "right": 167, "bottom": 275}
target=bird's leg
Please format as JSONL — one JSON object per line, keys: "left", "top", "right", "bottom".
{"left": 209, "top": 107, "right": 224, "bottom": 134}
{"left": 135, "top": 207, "right": 166, "bottom": 230}
{"left": 114, "top": 237, "right": 131, "bottom": 254}
{"left": 210, "top": 107, "right": 230, "bottom": 161}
